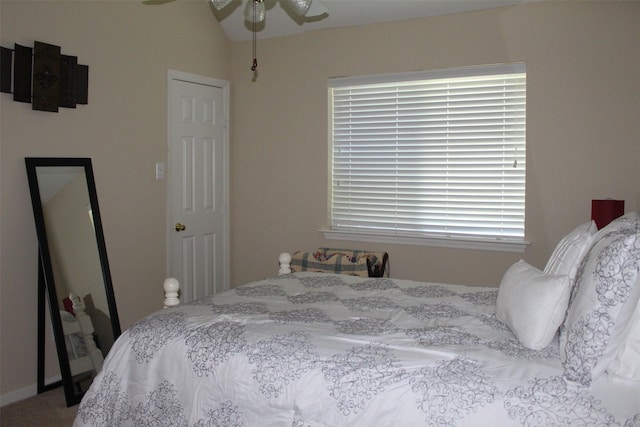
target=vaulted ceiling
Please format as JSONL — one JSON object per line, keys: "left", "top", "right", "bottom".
{"left": 213, "top": 0, "right": 541, "bottom": 42}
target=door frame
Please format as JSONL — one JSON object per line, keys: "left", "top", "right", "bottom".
{"left": 166, "top": 69, "right": 230, "bottom": 293}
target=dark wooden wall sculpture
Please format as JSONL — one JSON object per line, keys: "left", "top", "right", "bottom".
{"left": 0, "top": 41, "right": 88, "bottom": 112}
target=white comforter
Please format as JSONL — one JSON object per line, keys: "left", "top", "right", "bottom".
{"left": 74, "top": 272, "right": 640, "bottom": 426}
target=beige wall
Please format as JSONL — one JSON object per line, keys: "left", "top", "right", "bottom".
{"left": 0, "top": 0, "right": 230, "bottom": 400}
{"left": 230, "top": 1, "right": 640, "bottom": 287}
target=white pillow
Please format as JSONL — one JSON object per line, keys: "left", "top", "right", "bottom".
{"left": 608, "top": 292, "right": 640, "bottom": 381}
{"left": 560, "top": 212, "right": 640, "bottom": 386}
{"left": 496, "top": 260, "right": 572, "bottom": 351}
{"left": 544, "top": 220, "right": 597, "bottom": 282}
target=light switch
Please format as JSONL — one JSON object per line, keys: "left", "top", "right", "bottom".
{"left": 155, "top": 162, "right": 165, "bottom": 180}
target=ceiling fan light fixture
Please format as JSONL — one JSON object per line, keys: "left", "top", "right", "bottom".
{"left": 209, "top": 0, "right": 233, "bottom": 10}
{"left": 244, "top": 0, "right": 266, "bottom": 23}
{"left": 283, "top": 0, "right": 312, "bottom": 17}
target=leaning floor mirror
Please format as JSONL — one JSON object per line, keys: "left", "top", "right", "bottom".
{"left": 26, "top": 157, "right": 121, "bottom": 407}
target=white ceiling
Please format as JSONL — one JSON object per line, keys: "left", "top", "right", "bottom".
{"left": 213, "top": 0, "right": 537, "bottom": 42}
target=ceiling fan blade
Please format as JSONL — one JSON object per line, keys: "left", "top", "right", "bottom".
{"left": 305, "top": 0, "right": 327, "bottom": 17}
{"left": 244, "top": 0, "right": 266, "bottom": 23}
{"left": 281, "top": 0, "right": 312, "bottom": 17}
{"left": 209, "top": 0, "right": 233, "bottom": 10}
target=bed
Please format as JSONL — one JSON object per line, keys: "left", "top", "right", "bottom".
{"left": 74, "top": 213, "right": 640, "bottom": 426}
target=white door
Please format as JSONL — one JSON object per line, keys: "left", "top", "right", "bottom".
{"left": 168, "top": 71, "right": 229, "bottom": 303}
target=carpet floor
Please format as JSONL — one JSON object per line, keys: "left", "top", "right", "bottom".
{"left": 0, "top": 387, "right": 78, "bottom": 426}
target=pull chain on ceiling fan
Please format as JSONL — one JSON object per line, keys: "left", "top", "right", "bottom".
{"left": 249, "top": 0, "right": 262, "bottom": 71}
{"left": 210, "top": 0, "right": 323, "bottom": 72}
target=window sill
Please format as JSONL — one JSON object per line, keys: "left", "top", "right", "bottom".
{"left": 319, "top": 229, "right": 530, "bottom": 253}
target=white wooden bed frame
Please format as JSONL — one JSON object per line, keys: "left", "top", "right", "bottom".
{"left": 61, "top": 293, "right": 104, "bottom": 377}
{"left": 163, "top": 253, "right": 292, "bottom": 308}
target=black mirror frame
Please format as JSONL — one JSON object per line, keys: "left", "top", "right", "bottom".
{"left": 25, "top": 157, "right": 121, "bottom": 407}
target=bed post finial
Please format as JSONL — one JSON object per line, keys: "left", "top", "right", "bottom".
{"left": 163, "top": 277, "right": 180, "bottom": 308}
{"left": 69, "top": 292, "right": 104, "bottom": 372}
{"left": 278, "top": 252, "right": 292, "bottom": 275}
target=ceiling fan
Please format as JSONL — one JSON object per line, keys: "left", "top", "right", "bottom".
{"left": 144, "top": 0, "right": 328, "bottom": 72}
{"left": 211, "top": 0, "right": 328, "bottom": 72}
{"left": 210, "top": 0, "right": 328, "bottom": 24}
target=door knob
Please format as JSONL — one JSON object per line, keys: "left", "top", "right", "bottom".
{"left": 175, "top": 223, "right": 186, "bottom": 232}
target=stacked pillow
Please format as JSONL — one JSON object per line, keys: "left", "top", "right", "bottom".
{"left": 559, "top": 212, "right": 640, "bottom": 386}
{"left": 543, "top": 221, "right": 598, "bottom": 282}
{"left": 495, "top": 221, "right": 597, "bottom": 351}
{"left": 497, "top": 213, "right": 640, "bottom": 386}
{"left": 496, "top": 212, "right": 640, "bottom": 386}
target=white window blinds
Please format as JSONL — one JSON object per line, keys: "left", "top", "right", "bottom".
{"left": 328, "top": 63, "right": 526, "bottom": 242}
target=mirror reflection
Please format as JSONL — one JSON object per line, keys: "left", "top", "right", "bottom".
{"left": 37, "top": 166, "right": 115, "bottom": 358}
{"left": 26, "top": 158, "right": 120, "bottom": 406}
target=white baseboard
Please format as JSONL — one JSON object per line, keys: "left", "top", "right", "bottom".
{"left": 0, "top": 376, "right": 62, "bottom": 407}
{"left": 0, "top": 384, "right": 36, "bottom": 407}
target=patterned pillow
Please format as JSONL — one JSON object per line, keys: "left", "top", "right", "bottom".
{"left": 559, "top": 212, "right": 640, "bottom": 386}
{"left": 608, "top": 291, "right": 640, "bottom": 381}
{"left": 290, "top": 251, "right": 369, "bottom": 277}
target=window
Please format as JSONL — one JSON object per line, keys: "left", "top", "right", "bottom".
{"left": 326, "top": 63, "right": 527, "bottom": 251}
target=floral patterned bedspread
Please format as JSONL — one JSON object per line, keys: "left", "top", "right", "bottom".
{"left": 74, "top": 272, "right": 640, "bottom": 426}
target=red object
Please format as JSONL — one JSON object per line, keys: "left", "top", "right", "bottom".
{"left": 63, "top": 297, "right": 75, "bottom": 315}
{"left": 591, "top": 199, "right": 625, "bottom": 230}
